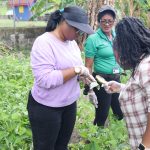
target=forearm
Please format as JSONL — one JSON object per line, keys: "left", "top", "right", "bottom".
{"left": 86, "top": 66, "right": 92, "bottom": 74}
{"left": 62, "top": 67, "right": 77, "bottom": 83}
{"left": 85, "top": 58, "right": 93, "bottom": 74}
{"left": 33, "top": 69, "right": 64, "bottom": 89}
{"left": 34, "top": 67, "right": 77, "bottom": 88}
{"left": 142, "top": 112, "right": 150, "bottom": 148}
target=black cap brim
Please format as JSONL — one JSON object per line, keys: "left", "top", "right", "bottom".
{"left": 65, "top": 19, "right": 94, "bottom": 35}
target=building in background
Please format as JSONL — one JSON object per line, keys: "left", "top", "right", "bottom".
{"left": 8, "top": 0, "right": 36, "bottom": 21}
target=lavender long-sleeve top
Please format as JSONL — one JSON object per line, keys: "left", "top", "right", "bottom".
{"left": 30, "top": 32, "right": 83, "bottom": 107}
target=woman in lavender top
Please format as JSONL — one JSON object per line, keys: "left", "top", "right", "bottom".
{"left": 27, "top": 6, "right": 95, "bottom": 150}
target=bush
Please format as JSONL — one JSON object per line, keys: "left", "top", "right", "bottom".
{"left": 0, "top": 52, "right": 130, "bottom": 149}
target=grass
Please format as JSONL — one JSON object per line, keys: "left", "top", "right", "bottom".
{"left": 0, "top": 19, "right": 47, "bottom": 28}
{"left": 0, "top": 7, "right": 7, "bottom": 15}
{"left": 0, "top": 4, "right": 46, "bottom": 28}
{"left": 0, "top": 4, "right": 7, "bottom": 15}
{"left": 0, "top": 4, "right": 47, "bottom": 28}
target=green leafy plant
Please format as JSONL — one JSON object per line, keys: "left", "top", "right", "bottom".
{"left": 0, "top": 50, "right": 130, "bottom": 149}
{"left": 70, "top": 96, "right": 130, "bottom": 150}
{"left": 0, "top": 54, "right": 33, "bottom": 149}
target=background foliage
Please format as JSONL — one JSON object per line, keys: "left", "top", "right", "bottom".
{"left": 0, "top": 53, "right": 33, "bottom": 149}
{"left": 0, "top": 48, "right": 130, "bottom": 149}
{"left": 31, "top": 0, "right": 150, "bottom": 27}
{"left": 0, "top": 0, "right": 148, "bottom": 149}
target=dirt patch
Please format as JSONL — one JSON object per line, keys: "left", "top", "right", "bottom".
{"left": 69, "top": 128, "right": 82, "bottom": 143}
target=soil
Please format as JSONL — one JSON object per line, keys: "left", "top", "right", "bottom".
{"left": 69, "top": 128, "right": 82, "bottom": 143}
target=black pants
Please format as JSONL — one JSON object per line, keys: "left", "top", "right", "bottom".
{"left": 93, "top": 73, "right": 123, "bottom": 126}
{"left": 27, "top": 92, "right": 76, "bottom": 150}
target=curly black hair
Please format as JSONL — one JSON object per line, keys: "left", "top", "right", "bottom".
{"left": 115, "top": 17, "right": 150, "bottom": 76}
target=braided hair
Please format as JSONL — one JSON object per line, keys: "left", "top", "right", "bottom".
{"left": 115, "top": 17, "right": 150, "bottom": 76}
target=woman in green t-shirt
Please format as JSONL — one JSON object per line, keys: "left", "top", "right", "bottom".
{"left": 84, "top": 5, "right": 123, "bottom": 127}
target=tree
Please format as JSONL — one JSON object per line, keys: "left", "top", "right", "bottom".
{"left": 31, "top": 0, "right": 86, "bottom": 18}
{"left": 115, "top": 0, "right": 150, "bottom": 27}
{"left": 31, "top": 0, "right": 62, "bottom": 20}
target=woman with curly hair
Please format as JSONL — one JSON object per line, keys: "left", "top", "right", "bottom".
{"left": 104, "top": 17, "right": 150, "bottom": 150}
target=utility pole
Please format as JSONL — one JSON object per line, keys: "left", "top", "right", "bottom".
{"left": 12, "top": 0, "right": 16, "bottom": 32}
{"left": 12, "top": 0, "right": 16, "bottom": 47}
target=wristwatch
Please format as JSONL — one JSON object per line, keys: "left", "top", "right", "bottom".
{"left": 74, "top": 67, "right": 81, "bottom": 74}
{"left": 138, "top": 143, "right": 145, "bottom": 150}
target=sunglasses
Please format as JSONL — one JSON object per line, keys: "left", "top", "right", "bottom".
{"left": 100, "top": 20, "right": 115, "bottom": 25}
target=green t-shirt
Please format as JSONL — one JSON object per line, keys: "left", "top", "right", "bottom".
{"left": 84, "top": 28, "right": 122, "bottom": 74}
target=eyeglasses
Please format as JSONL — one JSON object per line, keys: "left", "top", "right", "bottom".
{"left": 100, "top": 20, "right": 114, "bottom": 25}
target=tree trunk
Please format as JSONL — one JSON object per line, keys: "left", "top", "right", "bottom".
{"left": 129, "top": 0, "right": 134, "bottom": 16}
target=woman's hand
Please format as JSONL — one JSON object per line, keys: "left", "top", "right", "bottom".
{"left": 103, "top": 81, "right": 124, "bottom": 93}
{"left": 79, "top": 66, "right": 90, "bottom": 77}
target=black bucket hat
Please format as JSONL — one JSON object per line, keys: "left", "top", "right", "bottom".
{"left": 62, "top": 6, "right": 94, "bottom": 34}
{"left": 98, "top": 5, "right": 116, "bottom": 19}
